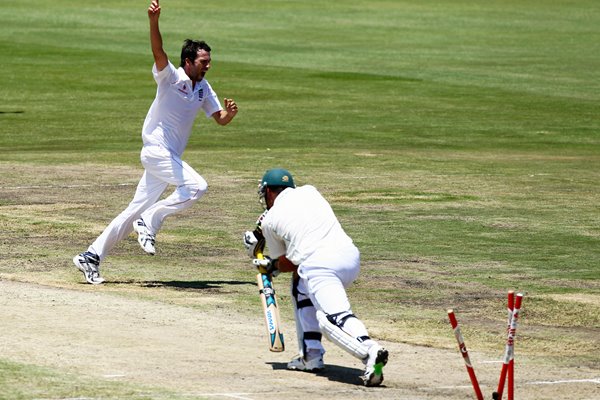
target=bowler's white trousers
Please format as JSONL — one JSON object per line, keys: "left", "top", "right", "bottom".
{"left": 89, "top": 145, "right": 207, "bottom": 260}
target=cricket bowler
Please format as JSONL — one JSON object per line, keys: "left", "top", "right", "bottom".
{"left": 73, "top": 0, "right": 238, "bottom": 284}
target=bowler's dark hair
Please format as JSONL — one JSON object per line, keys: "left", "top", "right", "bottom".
{"left": 180, "top": 39, "right": 211, "bottom": 67}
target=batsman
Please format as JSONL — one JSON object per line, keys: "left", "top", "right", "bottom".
{"left": 244, "top": 168, "right": 389, "bottom": 386}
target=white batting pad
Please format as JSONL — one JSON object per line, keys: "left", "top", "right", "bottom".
{"left": 316, "top": 310, "right": 369, "bottom": 360}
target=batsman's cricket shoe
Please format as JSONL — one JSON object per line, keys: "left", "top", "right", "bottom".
{"left": 362, "top": 345, "right": 388, "bottom": 387}
{"left": 133, "top": 218, "right": 156, "bottom": 255}
{"left": 73, "top": 251, "right": 105, "bottom": 285}
{"left": 287, "top": 353, "right": 324, "bottom": 372}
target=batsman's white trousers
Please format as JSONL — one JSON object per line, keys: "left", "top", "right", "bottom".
{"left": 295, "top": 244, "right": 370, "bottom": 353}
{"left": 89, "top": 145, "right": 207, "bottom": 260}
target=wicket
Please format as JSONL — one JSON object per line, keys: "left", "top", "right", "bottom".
{"left": 493, "top": 292, "right": 523, "bottom": 400}
{"left": 448, "top": 309, "right": 484, "bottom": 400}
{"left": 448, "top": 291, "right": 524, "bottom": 400}
{"left": 507, "top": 292, "right": 515, "bottom": 400}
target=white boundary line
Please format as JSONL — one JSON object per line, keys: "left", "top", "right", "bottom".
{"left": 437, "top": 385, "right": 487, "bottom": 389}
{"left": 527, "top": 378, "right": 600, "bottom": 385}
{"left": 102, "top": 374, "right": 126, "bottom": 378}
{"left": 438, "top": 377, "right": 600, "bottom": 390}
{"left": 0, "top": 183, "right": 136, "bottom": 190}
{"left": 155, "top": 393, "right": 258, "bottom": 400}
{"left": 197, "top": 395, "right": 254, "bottom": 400}
{"left": 34, "top": 393, "right": 257, "bottom": 400}
{"left": 33, "top": 398, "right": 96, "bottom": 400}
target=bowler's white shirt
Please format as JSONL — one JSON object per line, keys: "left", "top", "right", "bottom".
{"left": 142, "top": 61, "right": 221, "bottom": 156}
{"left": 262, "top": 185, "right": 355, "bottom": 268}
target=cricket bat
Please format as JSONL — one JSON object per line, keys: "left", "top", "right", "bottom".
{"left": 256, "top": 252, "right": 285, "bottom": 352}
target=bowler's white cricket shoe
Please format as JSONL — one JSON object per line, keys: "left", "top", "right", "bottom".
{"left": 133, "top": 218, "right": 156, "bottom": 255}
{"left": 362, "top": 345, "right": 388, "bottom": 387}
{"left": 73, "top": 251, "right": 105, "bottom": 285}
{"left": 287, "top": 353, "right": 324, "bottom": 372}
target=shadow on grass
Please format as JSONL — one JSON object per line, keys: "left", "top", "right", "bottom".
{"left": 267, "top": 362, "right": 369, "bottom": 386}
{"left": 109, "top": 280, "right": 254, "bottom": 290}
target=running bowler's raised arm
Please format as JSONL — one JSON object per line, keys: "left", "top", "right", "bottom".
{"left": 148, "top": 0, "right": 167, "bottom": 71}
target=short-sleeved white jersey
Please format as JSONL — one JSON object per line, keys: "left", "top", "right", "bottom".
{"left": 142, "top": 61, "right": 222, "bottom": 156}
{"left": 261, "top": 185, "right": 355, "bottom": 268}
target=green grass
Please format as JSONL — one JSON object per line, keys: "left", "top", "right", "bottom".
{"left": 0, "top": 360, "right": 146, "bottom": 400}
{"left": 1, "top": 0, "right": 599, "bottom": 397}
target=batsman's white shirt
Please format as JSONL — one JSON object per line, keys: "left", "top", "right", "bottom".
{"left": 143, "top": 61, "right": 221, "bottom": 156}
{"left": 262, "top": 185, "right": 359, "bottom": 279}
{"left": 262, "top": 185, "right": 367, "bottom": 356}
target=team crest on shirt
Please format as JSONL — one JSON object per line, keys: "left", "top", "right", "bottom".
{"left": 178, "top": 84, "right": 189, "bottom": 95}
{"left": 198, "top": 88, "right": 204, "bottom": 101}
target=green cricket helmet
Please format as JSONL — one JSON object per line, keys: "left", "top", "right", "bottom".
{"left": 258, "top": 168, "right": 295, "bottom": 208}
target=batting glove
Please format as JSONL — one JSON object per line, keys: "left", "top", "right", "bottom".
{"left": 253, "top": 256, "right": 280, "bottom": 277}
{"left": 243, "top": 230, "right": 265, "bottom": 258}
